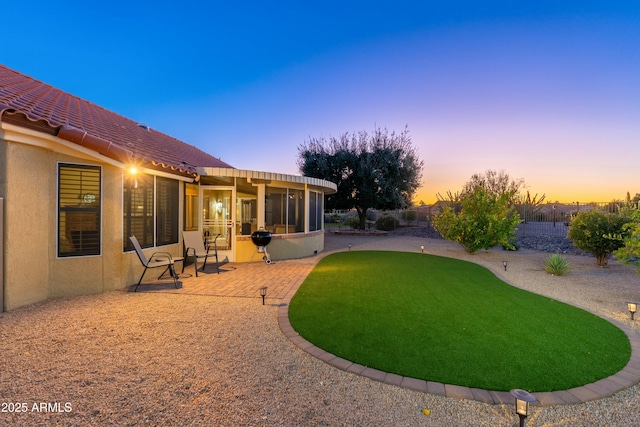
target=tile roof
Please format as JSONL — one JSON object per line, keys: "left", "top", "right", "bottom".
{"left": 0, "top": 64, "right": 233, "bottom": 177}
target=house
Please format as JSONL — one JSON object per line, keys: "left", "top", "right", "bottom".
{"left": 0, "top": 65, "right": 336, "bottom": 311}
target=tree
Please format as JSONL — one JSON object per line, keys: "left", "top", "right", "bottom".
{"left": 462, "top": 169, "right": 524, "bottom": 202}
{"left": 568, "top": 209, "right": 629, "bottom": 267}
{"left": 433, "top": 172, "right": 522, "bottom": 253}
{"left": 436, "top": 169, "right": 530, "bottom": 214}
{"left": 297, "top": 127, "right": 423, "bottom": 229}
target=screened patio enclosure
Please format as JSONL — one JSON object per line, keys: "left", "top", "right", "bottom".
{"left": 185, "top": 168, "right": 336, "bottom": 262}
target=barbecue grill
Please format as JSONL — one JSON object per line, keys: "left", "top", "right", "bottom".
{"left": 251, "top": 230, "right": 272, "bottom": 264}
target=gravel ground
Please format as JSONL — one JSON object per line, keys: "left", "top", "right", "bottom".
{"left": 1, "top": 233, "right": 640, "bottom": 426}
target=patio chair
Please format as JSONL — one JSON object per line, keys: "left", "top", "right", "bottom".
{"left": 129, "top": 235, "right": 183, "bottom": 291}
{"left": 183, "top": 230, "right": 219, "bottom": 277}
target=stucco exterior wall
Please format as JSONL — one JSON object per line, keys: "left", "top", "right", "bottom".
{"left": 1, "top": 140, "right": 184, "bottom": 310}
{"left": 48, "top": 159, "right": 121, "bottom": 297}
{"left": 235, "top": 231, "right": 325, "bottom": 263}
{"left": 4, "top": 142, "right": 52, "bottom": 309}
{"left": 0, "top": 130, "right": 6, "bottom": 197}
{"left": 0, "top": 132, "right": 6, "bottom": 311}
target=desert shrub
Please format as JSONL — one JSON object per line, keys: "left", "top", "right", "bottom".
{"left": 375, "top": 215, "right": 399, "bottom": 231}
{"left": 433, "top": 185, "right": 521, "bottom": 253}
{"left": 342, "top": 216, "right": 361, "bottom": 229}
{"left": 544, "top": 254, "right": 571, "bottom": 276}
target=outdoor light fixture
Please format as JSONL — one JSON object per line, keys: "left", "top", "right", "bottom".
{"left": 128, "top": 166, "right": 139, "bottom": 189}
{"left": 503, "top": 260, "right": 508, "bottom": 271}
{"left": 260, "top": 286, "right": 268, "bottom": 305}
{"left": 420, "top": 245, "right": 424, "bottom": 253}
{"left": 510, "top": 389, "right": 536, "bottom": 427}
{"left": 348, "top": 243, "right": 352, "bottom": 251}
{"left": 627, "top": 302, "right": 638, "bottom": 320}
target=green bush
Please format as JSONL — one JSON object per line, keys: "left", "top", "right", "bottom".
{"left": 433, "top": 185, "right": 521, "bottom": 253}
{"left": 613, "top": 204, "right": 640, "bottom": 273}
{"left": 568, "top": 210, "right": 629, "bottom": 266}
{"left": 342, "top": 216, "right": 361, "bottom": 229}
{"left": 375, "top": 215, "right": 399, "bottom": 231}
{"left": 544, "top": 254, "right": 571, "bottom": 276}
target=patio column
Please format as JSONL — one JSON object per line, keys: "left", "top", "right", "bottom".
{"left": 256, "top": 183, "right": 266, "bottom": 230}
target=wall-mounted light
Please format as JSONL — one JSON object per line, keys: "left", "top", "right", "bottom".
{"left": 128, "top": 166, "right": 139, "bottom": 189}
{"left": 216, "top": 201, "right": 222, "bottom": 214}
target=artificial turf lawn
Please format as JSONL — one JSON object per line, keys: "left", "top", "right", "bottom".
{"left": 288, "top": 251, "right": 631, "bottom": 392}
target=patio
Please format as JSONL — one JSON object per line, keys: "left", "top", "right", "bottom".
{"left": 132, "top": 255, "right": 318, "bottom": 301}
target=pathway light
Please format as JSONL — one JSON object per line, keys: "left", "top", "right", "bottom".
{"left": 627, "top": 302, "right": 638, "bottom": 320}
{"left": 503, "top": 260, "right": 508, "bottom": 271}
{"left": 420, "top": 245, "right": 424, "bottom": 253}
{"left": 260, "top": 286, "right": 267, "bottom": 305}
{"left": 510, "top": 389, "right": 536, "bottom": 427}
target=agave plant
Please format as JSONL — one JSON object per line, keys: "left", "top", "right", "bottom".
{"left": 544, "top": 254, "right": 571, "bottom": 276}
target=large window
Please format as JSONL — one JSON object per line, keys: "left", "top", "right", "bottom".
{"left": 156, "top": 177, "right": 179, "bottom": 245}
{"left": 124, "top": 174, "right": 179, "bottom": 251}
{"left": 58, "top": 163, "right": 101, "bottom": 257}
{"left": 265, "top": 187, "right": 304, "bottom": 234}
{"left": 308, "top": 191, "right": 323, "bottom": 231}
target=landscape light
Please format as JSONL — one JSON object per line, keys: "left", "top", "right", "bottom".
{"left": 510, "top": 389, "right": 536, "bottom": 427}
{"left": 420, "top": 245, "right": 424, "bottom": 253}
{"left": 503, "top": 260, "right": 508, "bottom": 271}
{"left": 348, "top": 243, "right": 352, "bottom": 251}
{"left": 627, "top": 302, "right": 638, "bottom": 320}
{"left": 260, "top": 286, "right": 267, "bottom": 305}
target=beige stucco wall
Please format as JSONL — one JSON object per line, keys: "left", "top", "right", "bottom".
{"left": 0, "top": 130, "right": 6, "bottom": 196}
{"left": 1, "top": 138, "right": 184, "bottom": 310}
{"left": 48, "top": 160, "right": 121, "bottom": 297}
{"left": 235, "top": 231, "right": 325, "bottom": 263}
{"left": 4, "top": 142, "right": 52, "bottom": 309}
{"left": 0, "top": 131, "right": 6, "bottom": 311}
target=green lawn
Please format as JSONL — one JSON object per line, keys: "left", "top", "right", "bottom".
{"left": 288, "top": 251, "right": 631, "bottom": 392}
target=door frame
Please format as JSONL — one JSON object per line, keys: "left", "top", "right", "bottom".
{"left": 199, "top": 185, "right": 235, "bottom": 262}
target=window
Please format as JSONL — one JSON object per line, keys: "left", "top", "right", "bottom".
{"left": 265, "top": 187, "right": 286, "bottom": 233}
{"left": 288, "top": 189, "right": 304, "bottom": 233}
{"left": 124, "top": 173, "right": 154, "bottom": 250}
{"left": 265, "top": 187, "right": 304, "bottom": 234}
{"left": 58, "top": 164, "right": 101, "bottom": 257}
{"left": 309, "top": 191, "right": 323, "bottom": 231}
{"left": 156, "top": 177, "right": 179, "bottom": 245}
{"left": 184, "top": 183, "right": 199, "bottom": 231}
{"left": 123, "top": 173, "right": 178, "bottom": 251}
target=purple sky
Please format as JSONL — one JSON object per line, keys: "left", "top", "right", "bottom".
{"left": 4, "top": 1, "right": 639, "bottom": 203}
